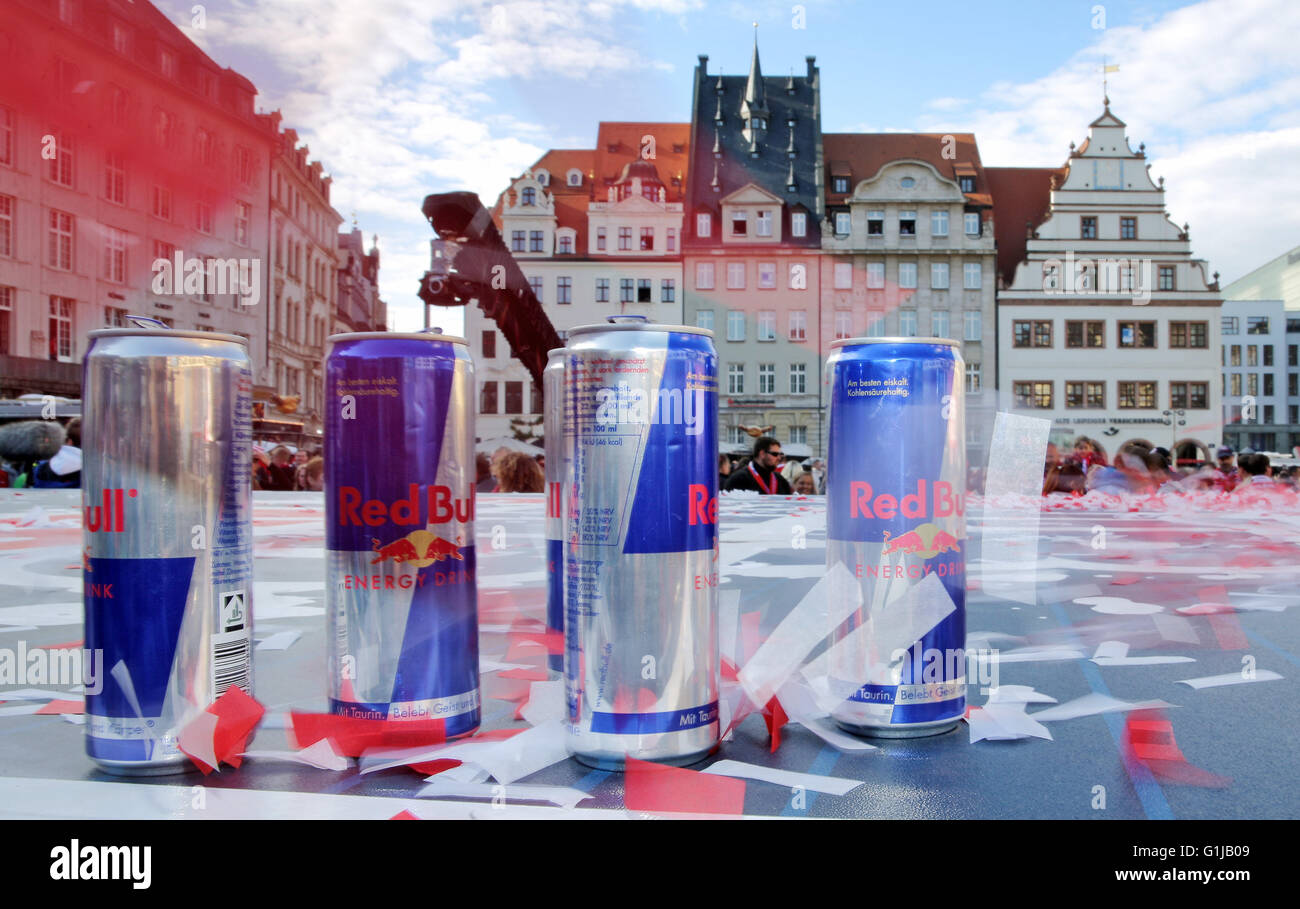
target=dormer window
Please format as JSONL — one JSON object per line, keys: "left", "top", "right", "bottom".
{"left": 535, "top": 169, "right": 549, "bottom": 187}
{"left": 566, "top": 169, "right": 582, "bottom": 187}
{"left": 696, "top": 212, "right": 712, "bottom": 238}
{"left": 749, "top": 117, "right": 767, "bottom": 130}
{"left": 521, "top": 187, "right": 536, "bottom": 206}
{"left": 160, "top": 49, "right": 177, "bottom": 79}
{"left": 558, "top": 234, "right": 573, "bottom": 254}
{"left": 731, "top": 212, "right": 747, "bottom": 236}
{"left": 832, "top": 177, "right": 849, "bottom": 194}
{"left": 899, "top": 177, "right": 916, "bottom": 189}
{"left": 756, "top": 210, "right": 773, "bottom": 237}
{"left": 959, "top": 176, "right": 975, "bottom": 193}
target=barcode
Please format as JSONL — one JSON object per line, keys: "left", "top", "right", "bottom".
{"left": 212, "top": 631, "right": 251, "bottom": 698}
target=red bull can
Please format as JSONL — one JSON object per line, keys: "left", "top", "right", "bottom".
{"left": 825, "top": 337, "right": 966, "bottom": 737}
{"left": 544, "top": 348, "right": 565, "bottom": 677}
{"left": 564, "top": 316, "right": 719, "bottom": 769}
{"left": 324, "top": 331, "right": 479, "bottom": 736}
{"left": 82, "top": 318, "right": 254, "bottom": 774}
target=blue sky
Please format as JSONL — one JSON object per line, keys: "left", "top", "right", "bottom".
{"left": 165, "top": 0, "right": 1300, "bottom": 332}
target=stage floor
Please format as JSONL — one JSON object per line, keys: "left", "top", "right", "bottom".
{"left": 0, "top": 490, "right": 1295, "bottom": 819}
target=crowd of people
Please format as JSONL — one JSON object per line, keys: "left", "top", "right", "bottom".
{"left": 720, "top": 436, "right": 824, "bottom": 495}
{"left": 252, "top": 444, "right": 323, "bottom": 491}
{"left": 1043, "top": 435, "right": 1296, "bottom": 496}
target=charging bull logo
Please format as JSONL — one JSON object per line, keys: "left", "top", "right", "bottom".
{"left": 371, "top": 530, "right": 465, "bottom": 568}
{"left": 881, "top": 523, "right": 962, "bottom": 559}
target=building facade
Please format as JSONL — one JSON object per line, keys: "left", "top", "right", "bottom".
{"left": 683, "top": 45, "right": 825, "bottom": 458}
{"left": 267, "top": 122, "right": 342, "bottom": 435}
{"left": 819, "top": 133, "right": 997, "bottom": 465}
{"left": 1223, "top": 244, "right": 1300, "bottom": 312}
{"left": 1219, "top": 299, "right": 1299, "bottom": 453}
{"left": 996, "top": 103, "right": 1224, "bottom": 463}
{"left": 468, "top": 122, "right": 690, "bottom": 443}
{"left": 0, "top": 0, "right": 274, "bottom": 398}
{"left": 336, "top": 226, "right": 385, "bottom": 335}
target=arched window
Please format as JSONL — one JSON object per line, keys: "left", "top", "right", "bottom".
{"left": 522, "top": 187, "right": 536, "bottom": 206}
{"left": 567, "top": 169, "right": 583, "bottom": 187}
{"left": 535, "top": 169, "right": 550, "bottom": 187}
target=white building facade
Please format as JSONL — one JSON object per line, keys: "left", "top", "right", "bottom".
{"left": 997, "top": 103, "right": 1224, "bottom": 463}
{"left": 1220, "top": 299, "right": 1298, "bottom": 453}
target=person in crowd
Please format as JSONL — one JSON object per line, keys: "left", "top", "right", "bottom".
{"left": 1214, "top": 446, "right": 1240, "bottom": 492}
{"left": 292, "top": 448, "right": 309, "bottom": 469}
{"left": 1235, "top": 452, "right": 1279, "bottom": 493}
{"left": 793, "top": 472, "right": 818, "bottom": 495}
{"left": 0, "top": 419, "right": 65, "bottom": 487}
{"left": 476, "top": 452, "right": 496, "bottom": 492}
{"left": 718, "top": 453, "right": 732, "bottom": 489}
{"left": 295, "top": 456, "right": 324, "bottom": 491}
{"left": 264, "top": 445, "right": 297, "bottom": 491}
{"left": 724, "top": 436, "right": 792, "bottom": 494}
{"left": 494, "top": 450, "right": 544, "bottom": 493}
{"left": 1072, "top": 436, "right": 1108, "bottom": 472}
{"left": 1087, "top": 440, "right": 1152, "bottom": 493}
{"left": 29, "top": 416, "right": 82, "bottom": 488}
{"left": 1042, "top": 442, "right": 1062, "bottom": 494}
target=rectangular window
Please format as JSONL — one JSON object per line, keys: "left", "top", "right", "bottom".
{"left": 833, "top": 176, "right": 849, "bottom": 193}
{"left": 667, "top": 228, "right": 676, "bottom": 252}
{"left": 234, "top": 201, "right": 250, "bottom": 246}
{"left": 696, "top": 310, "right": 714, "bottom": 331}
{"left": 103, "top": 226, "right": 126, "bottom": 284}
{"left": 898, "top": 310, "right": 917, "bottom": 337}
{"left": 49, "top": 296, "right": 74, "bottom": 361}
{"left": 47, "top": 133, "right": 74, "bottom": 187}
{"left": 757, "top": 311, "right": 775, "bottom": 341}
{"left": 640, "top": 227, "right": 654, "bottom": 250}
{"left": 1264, "top": 373, "right": 1274, "bottom": 396}
{"left": 1120, "top": 216, "right": 1137, "bottom": 239}
{"left": 931, "top": 310, "right": 950, "bottom": 338}
{"left": 1014, "top": 320, "right": 1052, "bottom": 347}
{"left": 696, "top": 262, "right": 714, "bottom": 289}
{"left": 504, "top": 381, "right": 523, "bottom": 414}
{"left": 1230, "top": 344, "right": 1241, "bottom": 366}
{"left": 791, "top": 212, "right": 807, "bottom": 237}
{"left": 898, "top": 262, "right": 917, "bottom": 289}
{"left": 834, "top": 310, "right": 852, "bottom": 340}
{"left": 594, "top": 227, "right": 606, "bottom": 251}
{"left": 661, "top": 279, "right": 675, "bottom": 303}
{"left": 789, "top": 310, "right": 807, "bottom": 341}
{"left": 731, "top": 212, "right": 747, "bottom": 235}
{"left": 1066, "top": 381, "right": 1106, "bottom": 409}
{"left": 234, "top": 146, "right": 253, "bottom": 185}
{"left": 530, "top": 231, "right": 544, "bottom": 252}
{"left": 511, "top": 231, "right": 525, "bottom": 252}
{"left": 557, "top": 276, "right": 572, "bottom": 304}
{"left": 758, "top": 363, "right": 775, "bottom": 395}
{"left": 1014, "top": 381, "right": 1053, "bottom": 409}
{"left": 595, "top": 278, "right": 609, "bottom": 302}
{"left": 1118, "top": 321, "right": 1156, "bottom": 348}
{"left": 530, "top": 275, "right": 544, "bottom": 302}
{"left": 866, "top": 311, "right": 886, "bottom": 336}
{"left": 728, "top": 363, "right": 744, "bottom": 394}
{"left": 867, "top": 211, "right": 884, "bottom": 237}
{"left": 480, "top": 381, "right": 498, "bottom": 414}
{"left": 482, "top": 330, "right": 496, "bottom": 358}
{"left": 1291, "top": 373, "right": 1299, "bottom": 397}
{"left": 1170, "top": 383, "right": 1187, "bottom": 409}
{"left": 1222, "top": 316, "right": 1239, "bottom": 335}
{"left": 789, "top": 363, "right": 807, "bottom": 394}
{"left": 1065, "top": 320, "right": 1105, "bottom": 348}
{"left": 964, "top": 212, "right": 980, "bottom": 236}
{"left": 696, "top": 213, "right": 711, "bottom": 237}
{"left": 0, "top": 106, "right": 14, "bottom": 167}
{"left": 834, "top": 262, "right": 852, "bottom": 290}
{"left": 0, "top": 194, "right": 12, "bottom": 257}
{"left": 619, "top": 278, "right": 633, "bottom": 303}
{"left": 1081, "top": 216, "right": 1097, "bottom": 239}
{"left": 152, "top": 185, "right": 172, "bottom": 221}
{"left": 756, "top": 210, "right": 772, "bottom": 237}
{"left": 1264, "top": 345, "right": 1274, "bottom": 366}
{"left": 1118, "top": 381, "right": 1156, "bottom": 408}
{"left": 931, "top": 210, "right": 948, "bottom": 237}
{"left": 727, "top": 262, "right": 745, "bottom": 289}
{"left": 1169, "top": 321, "right": 1208, "bottom": 348}
{"left": 1247, "top": 345, "right": 1258, "bottom": 367}
{"left": 1231, "top": 373, "right": 1242, "bottom": 396}
{"left": 48, "top": 209, "right": 74, "bottom": 270}
{"left": 1158, "top": 265, "right": 1175, "bottom": 291}
{"left": 196, "top": 202, "right": 213, "bottom": 235}
{"left": 963, "top": 262, "right": 982, "bottom": 289}
{"left": 899, "top": 210, "right": 916, "bottom": 236}
{"left": 931, "top": 262, "right": 949, "bottom": 289}
{"left": 965, "top": 362, "right": 981, "bottom": 394}
{"left": 964, "top": 309, "right": 982, "bottom": 341}
{"left": 866, "top": 262, "right": 884, "bottom": 289}
{"left": 1248, "top": 315, "right": 1270, "bottom": 335}
{"left": 104, "top": 151, "right": 126, "bottom": 205}
{"left": 1293, "top": 345, "right": 1299, "bottom": 367}
{"left": 194, "top": 128, "right": 213, "bottom": 166}
{"left": 637, "top": 278, "right": 651, "bottom": 303}
{"left": 788, "top": 426, "right": 807, "bottom": 444}
{"left": 835, "top": 212, "right": 850, "bottom": 236}
{"left": 727, "top": 310, "right": 745, "bottom": 341}
{"left": 1264, "top": 404, "right": 1274, "bottom": 424}
{"left": 758, "top": 262, "right": 776, "bottom": 289}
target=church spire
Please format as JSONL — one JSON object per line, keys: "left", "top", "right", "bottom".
{"left": 740, "top": 24, "right": 768, "bottom": 124}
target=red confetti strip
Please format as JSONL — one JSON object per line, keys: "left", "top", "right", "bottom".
{"left": 1122, "top": 710, "right": 1231, "bottom": 789}
{"left": 408, "top": 759, "right": 462, "bottom": 777}
{"left": 209, "top": 686, "right": 266, "bottom": 769}
{"left": 497, "top": 668, "right": 550, "bottom": 681}
{"left": 624, "top": 756, "right": 746, "bottom": 815}
{"left": 35, "top": 699, "right": 83, "bottom": 715}
{"left": 389, "top": 810, "right": 421, "bottom": 820}
{"left": 1205, "top": 613, "right": 1248, "bottom": 650}
{"left": 1109, "top": 575, "right": 1142, "bottom": 586}
{"left": 764, "top": 695, "right": 789, "bottom": 754}
{"left": 289, "top": 712, "right": 448, "bottom": 757}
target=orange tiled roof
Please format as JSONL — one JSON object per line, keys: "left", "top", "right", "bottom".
{"left": 821, "top": 132, "right": 990, "bottom": 206}
{"left": 985, "top": 165, "right": 1069, "bottom": 287}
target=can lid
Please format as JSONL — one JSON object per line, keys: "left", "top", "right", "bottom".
{"left": 830, "top": 336, "right": 962, "bottom": 350}
{"left": 88, "top": 314, "right": 248, "bottom": 346}
{"left": 547, "top": 347, "right": 566, "bottom": 359}
{"left": 327, "top": 330, "right": 467, "bottom": 346}
{"left": 568, "top": 315, "right": 714, "bottom": 339}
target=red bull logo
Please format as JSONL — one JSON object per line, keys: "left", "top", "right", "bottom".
{"left": 856, "top": 522, "right": 965, "bottom": 578}
{"left": 85, "top": 488, "right": 137, "bottom": 533}
{"left": 338, "top": 483, "right": 473, "bottom": 527}
{"left": 848, "top": 479, "right": 963, "bottom": 520}
{"left": 882, "top": 525, "right": 962, "bottom": 557}
{"left": 688, "top": 483, "right": 718, "bottom": 525}
{"left": 370, "top": 529, "right": 465, "bottom": 567}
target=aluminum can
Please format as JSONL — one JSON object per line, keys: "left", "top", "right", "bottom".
{"left": 543, "top": 348, "right": 566, "bottom": 676}
{"left": 324, "top": 331, "right": 479, "bottom": 736}
{"left": 563, "top": 316, "right": 719, "bottom": 769}
{"left": 82, "top": 322, "right": 253, "bottom": 774}
{"left": 824, "top": 337, "right": 966, "bottom": 737}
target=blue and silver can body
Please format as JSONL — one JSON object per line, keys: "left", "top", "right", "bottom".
{"left": 324, "top": 332, "right": 480, "bottom": 736}
{"left": 825, "top": 337, "right": 966, "bottom": 737}
{"left": 82, "top": 327, "right": 254, "bottom": 774}
{"left": 544, "top": 348, "right": 566, "bottom": 677}
{"left": 564, "top": 318, "right": 719, "bottom": 769}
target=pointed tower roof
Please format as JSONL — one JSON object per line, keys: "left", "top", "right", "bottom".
{"left": 739, "top": 32, "right": 769, "bottom": 121}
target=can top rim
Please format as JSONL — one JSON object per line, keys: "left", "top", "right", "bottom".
{"left": 88, "top": 328, "right": 249, "bottom": 346}
{"left": 567, "top": 322, "right": 714, "bottom": 339}
{"left": 547, "top": 347, "right": 566, "bottom": 358}
{"left": 830, "top": 336, "right": 962, "bottom": 349}
{"left": 328, "top": 331, "right": 467, "bottom": 346}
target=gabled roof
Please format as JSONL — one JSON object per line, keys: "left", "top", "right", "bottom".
{"left": 985, "top": 165, "right": 1069, "bottom": 287}
{"left": 821, "top": 132, "right": 989, "bottom": 207}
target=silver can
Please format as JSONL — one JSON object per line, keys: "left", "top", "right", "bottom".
{"left": 544, "top": 348, "right": 566, "bottom": 677}
{"left": 564, "top": 316, "right": 719, "bottom": 769}
{"left": 82, "top": 320, "right": 254, "bottom": 774}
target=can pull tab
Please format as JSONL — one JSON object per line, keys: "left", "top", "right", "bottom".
{"left": 125, "top": 315, "right": 170, "bottom": 330}
{"left": 421, "top": 327, "right": 445, "bottom": 334}
{"left": 605, "top": 315, "right": 650, "bottom": 324}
